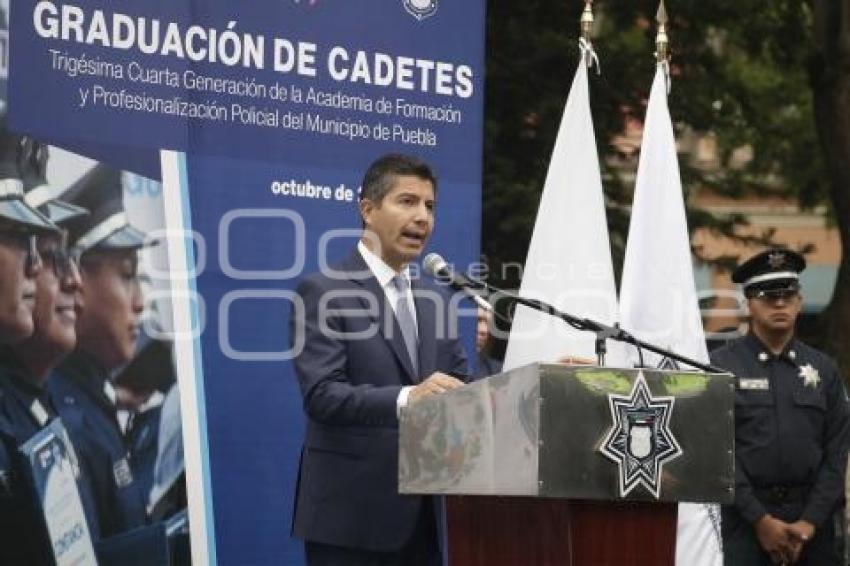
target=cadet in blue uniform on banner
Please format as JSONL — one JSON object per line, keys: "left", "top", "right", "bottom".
{"left": 49, "top": 164, "right": 154, "bottom": 540}
{"left": 711, "top": 248, "right": 850, "bottom": 565}
{"left": 0, "top": 124, "right": 57, "bottom": 343}
{"left": 291, "top": 154, "right": 468, "bottom": 566}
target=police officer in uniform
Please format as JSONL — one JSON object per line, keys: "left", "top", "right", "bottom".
{"left": 711, "top": 248, "right": 850, "bottom": 565}
{"left": 49, "top": 164, "right": 152, "bottom": 540}
{"left": 0, "top": 134, "right": 80, "bottom": 565}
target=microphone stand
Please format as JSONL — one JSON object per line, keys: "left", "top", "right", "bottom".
{"left": 461, "top": 279, "right": 724, "bottom": 374}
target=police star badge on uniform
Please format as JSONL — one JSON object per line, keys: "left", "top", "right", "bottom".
{"left": 600, "top": 371, "right": 682, "bottom": 498}
{"left": 798, "top": 364, "right": 821, "bottom": 388}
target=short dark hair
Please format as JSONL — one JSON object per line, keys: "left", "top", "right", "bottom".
{"left": 359, "top": 153, "right": 437, "bottom": 205}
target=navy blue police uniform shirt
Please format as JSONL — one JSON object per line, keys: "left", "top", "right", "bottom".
{"left": 0, "top": 366, "right": 54, "bottom": 564}
{"left": 0, "top": 356, "right": 72, "bottom": 564}
{"left": 126, "top": 402, "right": 163, "bottom": 505}
{"left": 50, "top": 352, "right": 149, "bottom": 539}
{"left": 710, "top": 333, "right": 850, "bottom": 527}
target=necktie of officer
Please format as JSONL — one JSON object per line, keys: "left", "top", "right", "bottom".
{"left": 391, "top": 275, "right": 419, "bottom": 376}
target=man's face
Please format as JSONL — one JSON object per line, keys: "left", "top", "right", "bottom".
{"left": 31, "top": 234, "right": 81, "bottom": 354}
{"left": 0, "top": 231, "right": 40, "bottom": 342}
{"left": 360, "top": 175, "right": 435, "bottom": 271}
{"left": 76, "top": 249, "right": 144, "bottom": 369}
{"left": 747, "top": 288, "right": 802, "bottom": 335}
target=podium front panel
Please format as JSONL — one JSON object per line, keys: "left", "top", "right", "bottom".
{"left": 538, "top": 366, "right": 734, "bottom": 503}
{"left": 399, "top": 363, "right": 541, "bottom": 496}
{"left": 400, "top": 363, "right": 734, "bottom": 504}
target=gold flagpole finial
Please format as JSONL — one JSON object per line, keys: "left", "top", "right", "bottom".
{"left": 655, "top": 0, "right": 669, "bottom": 62}
{"left": 581, "top": 1, "right": 594, "bottom": 41}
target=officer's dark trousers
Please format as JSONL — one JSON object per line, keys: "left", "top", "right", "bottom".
{"left": 722, "top": 505, "right": 839, "bottom": 565}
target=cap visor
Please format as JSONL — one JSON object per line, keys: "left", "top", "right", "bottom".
{"left": 42, "top": 200, "right": 89, "bottom": 226}
{"left": 93, "top": 224, "right": 150, "bottom": 250}
{"left": 746, "top": 278, "right": 800, "bottom": 293}
{"left": 0, "top": 199, "right": 59, "bottom": 233}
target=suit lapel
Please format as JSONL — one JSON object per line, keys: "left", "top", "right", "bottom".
{"left": 343, "top": 251, "right": 419, "bottom": 382}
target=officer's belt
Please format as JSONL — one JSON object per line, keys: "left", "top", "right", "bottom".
{"left": 753, "top": 485, "right": 810, "bottom": 505}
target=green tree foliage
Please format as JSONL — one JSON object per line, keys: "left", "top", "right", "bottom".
{"left": 484, "top": 1, "right": 848, "bottom": 373}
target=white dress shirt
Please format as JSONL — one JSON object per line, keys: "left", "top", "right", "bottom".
{"left": 357, "top": 241, "right": 417, "bottom": 414}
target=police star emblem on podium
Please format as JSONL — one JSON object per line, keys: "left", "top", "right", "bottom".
{"left": 600, "top": 372, "right": 682, "bottom": 498}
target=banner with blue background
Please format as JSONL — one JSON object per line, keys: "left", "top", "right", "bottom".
{"left": 9, "top": 1, "right": 485, "bottom": 563}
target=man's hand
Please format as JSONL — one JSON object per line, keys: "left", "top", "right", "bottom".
{"left": 754, "top": 514, "right": 794, "bottom": 565}
{"left": 786, "top": 520, "right": 815, "bottom": 563}
{"left": 409, "top": 373, "right": 464, "bottom": 404}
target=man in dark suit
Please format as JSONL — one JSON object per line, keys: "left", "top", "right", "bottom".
{"left": 291, "top": 153, "right": 468, "bottom": 565}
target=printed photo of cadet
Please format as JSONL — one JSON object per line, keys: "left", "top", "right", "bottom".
{"left": 0, "top": 121, "right": 66, "bottom": 565}
{"left": 0, "top": 120, "right": 189, "bottom": 564}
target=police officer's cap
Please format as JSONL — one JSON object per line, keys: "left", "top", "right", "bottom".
{"left": 21, "top": 141, "right": 88, "bottom": 228}
{"left": 0, "top": 122, "right": 59, "bottom": 234}
{"left": 61, "top": 164, "right": 147, "bottom": 253}
{"left": 733, "top": 248, "right": 805, "bottom": 296}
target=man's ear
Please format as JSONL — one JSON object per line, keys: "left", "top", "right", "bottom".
{"left": 359, "top": 198, "right": 374, "bottom": 227}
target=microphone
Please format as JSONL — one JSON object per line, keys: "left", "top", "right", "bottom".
{"left": 423, "top": 253, "right": 491, "bottom": 310}
{"left": 423, "top": 253, "right": 483, "bottom": 289}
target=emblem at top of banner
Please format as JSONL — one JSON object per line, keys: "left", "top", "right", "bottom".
{"left": 403, "top": 0, "right": 438, "bottom": 21}
{"left": 599, "top": 371, "right": 682, "bottom": 499}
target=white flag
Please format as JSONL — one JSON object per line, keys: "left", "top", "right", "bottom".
{"left": 618, "top": 64, "right": 722, "bottom": 566}
{"left": 503, "top": 45, "right": 619, "bottom": 371}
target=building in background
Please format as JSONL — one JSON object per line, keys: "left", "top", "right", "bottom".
{"left": 611, "top": 120, "right": 840, "bottom": 340}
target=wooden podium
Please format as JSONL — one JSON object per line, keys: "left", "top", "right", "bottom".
{"left": 399, "top": 364, "right": 734, "bottom": 565}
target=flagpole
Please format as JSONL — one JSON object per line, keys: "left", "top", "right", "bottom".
{"left": 616, "top": 6, "right": 726, "bottom": 565}
{"left": 580, "top": 1, "right": 593, "bottom": 42}
{"left": 579, "top": 1, "right": 602, "bottom": 72}
{"left": 655, "top": 0, "right": 669, "bottom": 62}
{"left": 500, "top": 0, "right": 614, "bottom": 369}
